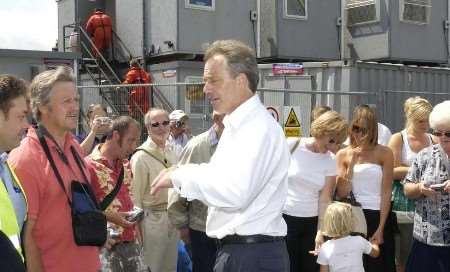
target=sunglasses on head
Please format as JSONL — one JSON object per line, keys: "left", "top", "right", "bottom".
{"left": 151, "top": 120, "right": 170, "bottom": 128}
{"left": 352, "top": 125, "right": 367, "bottom": 134}
{"left": 432, "top": 130, "right": 450, "bottom": 137}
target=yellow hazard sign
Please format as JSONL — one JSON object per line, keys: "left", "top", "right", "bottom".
{"left": 284, "top": 127, "right": 301, "bottom": 137}
{"left": 284, "top": 108, "right": 301, "bottom": 127}
{"left": 283, "top": 107, "right": 302, "bottom": 137}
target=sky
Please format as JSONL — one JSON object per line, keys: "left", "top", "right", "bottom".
{"left": 0, "top": 0, "right": 58, "bottom": 51}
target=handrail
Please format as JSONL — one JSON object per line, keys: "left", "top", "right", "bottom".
{"left": 78, "top": 25, "right": 122, "bottom": 84}
{"left": 111, "top": 29, "right": 134, "bottom": 61}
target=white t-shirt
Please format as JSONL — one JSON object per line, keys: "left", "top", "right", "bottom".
{"left": 283, "top": 137, "right": 337, "bottom": 217}
{"left": 377, "top": 123, "right": 392, "bottom": 146}
{"left": 317, "top": 236, "right": 372, "bottom": 272}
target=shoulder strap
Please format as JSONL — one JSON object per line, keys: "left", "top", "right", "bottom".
{"left": 98, "top": 166, "right": 124, "bottom": 211}
{"left": 136, "top": 148, "right": 169, "bottom": 169}
{"left": 36, "top": 127, "right": 72, "bottom": 206}
{"left": 290, "top": 137, "right": 301, "bottom": 154}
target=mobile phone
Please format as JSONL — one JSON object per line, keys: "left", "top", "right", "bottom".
{"left": 430, "top": 183, "right": 446, "bottom": 192}
{"left": 126, "top": 206, "right": 144, "bottom": 222}
{"left": 107, "top": 227, "right": 120, "bottom": 239}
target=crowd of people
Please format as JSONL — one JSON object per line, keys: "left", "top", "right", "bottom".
{"left": 1, "top": 39, "right": 450, "bottom": 272}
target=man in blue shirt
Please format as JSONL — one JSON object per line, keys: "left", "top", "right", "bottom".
{"left": 0, "top": 74, "right": 30, "bottom": 271}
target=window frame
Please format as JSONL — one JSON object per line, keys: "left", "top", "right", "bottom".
{"left": 283, "top": 0, "right": 308, "bottom": 21}
{"left": 185, "top": 0, "right": 215, "bottom": 12}
{"left": 399, "top": 0, "right": 431, "bottom": 25}
{"left": 346, "top": 0, "right": 380, "bottom": 27}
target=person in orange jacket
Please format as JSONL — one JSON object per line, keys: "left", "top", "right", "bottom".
{"left": 123, "top": 59, "right": 153, "bottom": 119}
{"left": 85, "top": 8, "right": 112, "bottom": 58}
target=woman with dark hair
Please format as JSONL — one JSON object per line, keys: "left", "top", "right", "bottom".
{"left": 336, "top": 105, "right": 395, "bottom": 272}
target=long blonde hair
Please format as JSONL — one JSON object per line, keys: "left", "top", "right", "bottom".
{"left": 403, "top": 96, "right": 432, "bottom": 129}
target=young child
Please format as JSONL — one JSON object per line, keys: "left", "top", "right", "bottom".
{"left": 317, "top": 202, "right": 380, "bottom": 272}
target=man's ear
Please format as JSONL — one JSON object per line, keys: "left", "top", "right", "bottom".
{"left": 236, "top": 73, "right": 252, "bottom": 94}
{"left": 112, "top": 130, "right": 120, "bottom": 142}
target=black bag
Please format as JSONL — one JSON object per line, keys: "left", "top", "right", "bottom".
{"left": 36, "top": 126, "right": 107, "bottom": 247}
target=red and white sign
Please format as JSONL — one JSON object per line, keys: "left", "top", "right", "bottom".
{"left": 272, "top": 63, "right": 304, "bottom": 75}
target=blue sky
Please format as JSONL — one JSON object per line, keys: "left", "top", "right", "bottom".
{"left": 0, "top": 0, "right": 58, "bottom": 51}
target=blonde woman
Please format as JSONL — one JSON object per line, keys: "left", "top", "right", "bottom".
{"left": 283, "top": 111, "right": 347, "bottom": 272}
{"left": 336, "top": 105, "right": 395, "bottom": 272}
{"left": 317, "top": 202, "right": 380, "bottom": 272}
{"left": 387, "top": 96, "right": 433, "bottom": 272}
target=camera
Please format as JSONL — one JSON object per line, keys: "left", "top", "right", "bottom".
{"left": 126, "top": 206, "right": 144, "bottom": 222}
{"left": 94, "top": 116, "right": 112, "bottom": 125}
{"left": 174, "top": 120, "right": 185, "bottom": 128}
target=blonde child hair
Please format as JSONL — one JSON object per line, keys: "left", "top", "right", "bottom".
{"left": 322, "top": 202, "right": 353, "bottom": 238}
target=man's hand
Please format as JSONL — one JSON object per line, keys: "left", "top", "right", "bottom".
{"left": 150, "top": 168, "right": 175, "bottom": 195}
{"left": 179, "top": 227, "right": 191, "bottom": 245}
{"left": 105, "top": 210, "right": 135, "bottom": 228}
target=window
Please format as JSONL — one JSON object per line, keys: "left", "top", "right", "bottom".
{"left": 185, "top": 0, "right": 215, "bottom": 11}
{"left": 284, "top": 0, "right": 307, "bottom": 20}
{"left": 400, "top": 0, "right": 431, "bottom": 24}
{"left": 185, "top": 76, "right": 210, "bottom": 114}
{"left": 346, "top": 0, "right": 380, "bottom": 26}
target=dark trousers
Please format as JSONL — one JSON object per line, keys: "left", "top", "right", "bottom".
{"left": 363, "top": 209, "right": 396, "bottom": 272}
{"left": 190, "top": 228, "right": 217, "bottom": 272}
{"left": 283, "top": 214, "right": 319, "bottom": 272}
{"left": 406, "top": 239, "right": 450, "bottom": 272}
{"left": 214, "top": 240, "right": 289, "bottom": 272}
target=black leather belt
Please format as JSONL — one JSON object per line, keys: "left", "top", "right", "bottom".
{"left": 217, "top": 234, "right": 284, "bottom": 247}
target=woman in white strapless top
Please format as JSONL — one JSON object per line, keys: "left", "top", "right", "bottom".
{"left": 336, "top": 105, "right": 395, "bottom": 272}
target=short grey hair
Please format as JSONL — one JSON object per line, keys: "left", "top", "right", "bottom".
{"left": 204, "top": 40, "right": 259, "bottom": 93}
{"left": 29, "top": 66, "right": 75, "bottom": 121}
{"left": 144, "top": 108, "right": 169, "bottom": 128}
{"left": 429, "top": 100, "right": 450, "bottom": 130}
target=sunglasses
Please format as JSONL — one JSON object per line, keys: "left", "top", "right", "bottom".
{"left": 352, "top": 125, "right": 367, "bottom": 134}
{"left": 432, "top": 130, "right": 450, "bottom": 137}
{"left": 150, "top": 120, "right": 170, "bottom": 128}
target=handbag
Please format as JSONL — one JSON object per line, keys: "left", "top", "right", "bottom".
{"left": 37, "top": 126, "right": 107, "bottom": 247}
{"left": 337, "top": 159, "right": 368, "bottom": 237}
{"left": 339, "top": 190, "right": 368, "bottom": 237}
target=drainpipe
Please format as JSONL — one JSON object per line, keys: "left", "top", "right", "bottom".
{"left": 142, "top": 0, "right": 147, "bottom": 67}
{"left": 447, "top": 0, "right": 450, "bottom": 64}
{"left": 340, "top": 0, "right": 345, "bottom": 61}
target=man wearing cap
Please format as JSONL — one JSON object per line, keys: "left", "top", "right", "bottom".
{"left": 168, "top": 110, "right": 190, "bottom": 159}
{"left": 151, "top": 40, "right": 290, "bottom": 271}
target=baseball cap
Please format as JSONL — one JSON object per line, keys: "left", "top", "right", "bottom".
{"left": 169, "top": 110, "right": 188, "bottom": 121}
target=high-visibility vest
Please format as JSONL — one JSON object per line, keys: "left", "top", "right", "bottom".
{"left": 0, "top": 162, "right": 27, "bottom": 260}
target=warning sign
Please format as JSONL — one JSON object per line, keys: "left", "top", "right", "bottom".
{"left": 283, "top": 107, "right": 302, "bottom": 137}
{"left": 284, "top": 108, "right": 300, "bottom": 127}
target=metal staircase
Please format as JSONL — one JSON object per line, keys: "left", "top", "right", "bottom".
{"left": 63, "top": 23, "right": 175, "bottom": 121}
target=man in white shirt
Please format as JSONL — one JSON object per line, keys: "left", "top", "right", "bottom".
{"left": 151, "top": 40, "right": 290, "bottom": 272}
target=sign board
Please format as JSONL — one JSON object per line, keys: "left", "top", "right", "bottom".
{"left": 283, "top": 107, "right": 302, "bottom": 137}
{"left": 266, "top": 106, "right": 280, "bottom": 122}
{"left": 272, "top": 63, "right": 304, "bottom": 75}
{"left": 162, "top": 69, "right": 177, "bottom": 78}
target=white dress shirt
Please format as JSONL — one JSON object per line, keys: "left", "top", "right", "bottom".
{"left": 171, "top": 95, "right": 290, "bottom": 239}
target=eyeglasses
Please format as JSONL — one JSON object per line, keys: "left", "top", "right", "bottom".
{"left": 352, "top": 125, "right": 367, "bottom": 134}
{"left": 150, "top": 120, "right": 170, "bottom": 128}
{"left": 431, "top": 130, "right": 450, "bottom": 137}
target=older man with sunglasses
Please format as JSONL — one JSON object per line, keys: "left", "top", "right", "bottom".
{"left": 130, "top": 108, "right": 178, "bottom": 272}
